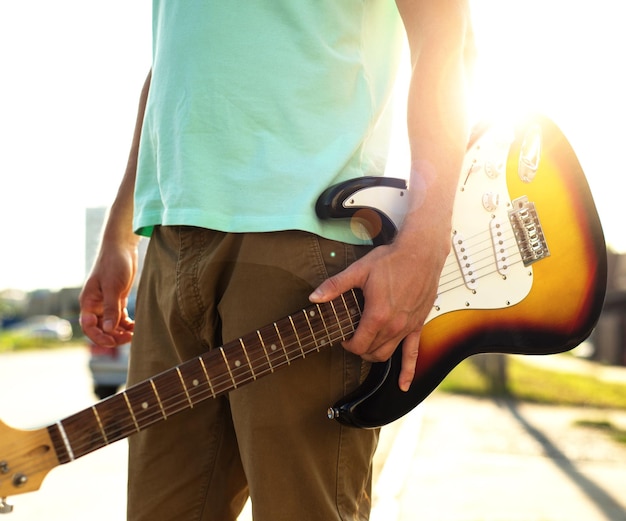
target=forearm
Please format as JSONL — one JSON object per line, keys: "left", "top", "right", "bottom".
{"left": 310, "top": 2, "right": 475, "bottom": 391}
{"left": 398, "top": 47, "right": 470, "bottom": 249}
{"left": 101, "top": 70, "right": 152, "bottom": 250}
{"left": 80, "top": 71, "right": 152, "bottom": 345}
{"left": 395, "top": 0, "right": 474, "bottom": 253}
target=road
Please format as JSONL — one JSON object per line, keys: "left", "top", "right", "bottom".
{"left": 0, "top": 346, "right": 128, "bottom": 520}
{"left": 0, "top": 347, "right": 259, "bottom": 521}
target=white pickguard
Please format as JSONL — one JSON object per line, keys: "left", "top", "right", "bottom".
{"left": 340, "top": 125, "right": 535, "bottom": 323}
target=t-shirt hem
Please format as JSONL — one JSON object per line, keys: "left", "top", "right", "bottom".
{"left": 133, "top": 211, "right": 374, "bottom": 245}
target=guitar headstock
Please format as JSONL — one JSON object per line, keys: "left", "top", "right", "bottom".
{"left": 0, "top": 419, "right": 60, "bottom": 510}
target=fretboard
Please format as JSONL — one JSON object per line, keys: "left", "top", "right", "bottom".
{"left": 48, "top": 290, "right": 363, "bottom": 464}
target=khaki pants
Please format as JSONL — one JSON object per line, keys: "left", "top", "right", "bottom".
{"left": 127, "top": 227, "right": 379, "bottom": 521}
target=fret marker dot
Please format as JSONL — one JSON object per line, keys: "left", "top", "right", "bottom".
{"left": 142, "top": 402, "right": 149, "bottom": 410}
{"left": 192, "top": 379, "right": 199, "bottom": 387}
{"left": 271, "top": 344, "right": 277, "bottom": 351}
{"left": 350, "top": 307, "right": 357, "bottom": 316}
{"left": 235, "top": 360, "right": 241, "bottom": 367}
{"left": 309, "top": 310, "right": 316, "bottom": 317}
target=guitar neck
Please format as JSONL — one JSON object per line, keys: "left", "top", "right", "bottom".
{"left": 47, "top": 290, "right": 362, "bottom": 463}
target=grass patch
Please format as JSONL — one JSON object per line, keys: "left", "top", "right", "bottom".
{"left": 441, "top": 356, "right": 626, "bottom": 447}
{"left": 439, "top": 356, "right": 626, "bottom": 410}
{"left": 575, "top": 419, "right": 626, "bottom": 445}
{"left": 0, "top": 332, "right": 79, "bottom": 352}
{"left": 508, "top": 358, "right": 626, "bottom": 409}
{"left": 438, "top": 358, "right": 493, "bottom": 396}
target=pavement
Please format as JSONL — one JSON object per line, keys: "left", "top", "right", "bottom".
{"left": 3, "top": 348, "right": 625, "bottom": 520}
{"left": 239, "top": 352, "right": 626, "bottom": 520}
{"left": 367, "top": 354, "right": 626, "bottom": 521}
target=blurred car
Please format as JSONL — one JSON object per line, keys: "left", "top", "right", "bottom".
{"left": 88, "top": 294, "right": 135, "bottom": 399}
{"left": 7, "top": 315, "right": 73, "bottom": 342}
{"left": 88, "top": 341, "right": 131, "bottom": 399}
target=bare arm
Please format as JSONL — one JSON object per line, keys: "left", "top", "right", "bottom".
{"left": 310, "top": 1, "right": 475, "bottom": 391}
{"left": 79, "top": 70, "right": 152, "bottom": 347}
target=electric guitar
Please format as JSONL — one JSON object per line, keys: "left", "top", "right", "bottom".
{"left": 0, "top": 114, "right": 606, "bottom": 510}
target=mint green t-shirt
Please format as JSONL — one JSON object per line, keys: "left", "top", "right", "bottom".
{"left": 134, "top": 0, "right": 404, "bottom": 243}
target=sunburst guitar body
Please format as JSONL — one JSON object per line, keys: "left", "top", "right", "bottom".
{"left": 0, "top": 115, "right": 607, "bottom": 510}
{"left": 317, "top": 114, "right": 607, "bottom": 428}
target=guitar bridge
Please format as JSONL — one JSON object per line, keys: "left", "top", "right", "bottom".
{"left": 508, "top": 196, "right": 550, "bottom": 266}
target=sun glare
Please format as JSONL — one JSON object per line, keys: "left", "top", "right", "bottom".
{"left": 470, "top": 2, "right": 578, "bottom": 123}
{"left": 469, "top": 1, "right": 625, "bottom": 252}
{"left": 388, "top": 1, "right": 625, "bottom": 253}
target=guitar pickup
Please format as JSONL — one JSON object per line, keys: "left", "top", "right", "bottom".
{"left": 508, "top": 196, "right": 550, "bottom": 266}
{"left": 452, "top": 232, "right": 477, "bottom": 291}
{"left": 490, "top": 218, "right": 511, "bottom": 276}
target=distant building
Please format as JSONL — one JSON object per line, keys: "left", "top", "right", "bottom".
{"left": 593, "top": 250, "right": 626, "bottom": 366}
{"left": 1, "top": 210, "right": 148, "bottom": 329}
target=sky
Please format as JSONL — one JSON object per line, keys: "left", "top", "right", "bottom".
{"left": 0, "top": 1, "right": 624, "bottom": 292}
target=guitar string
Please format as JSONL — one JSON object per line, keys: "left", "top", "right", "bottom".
{"left": 11, "top": 258, "right": 531, "bottom": 484}
{"left": 438, "top": 224, "right": 520, "bottom": 280}
{"left": 5, "top": 227, "right": 528, "bottom": 475}
{"left": 46, "top": 226, "right": 524, "bottom": 460}
{"left": 0, "top": 313, "right": 357, "bottom": 476}
{"left": 68, "top": 304, "right": 362, "bottom": 451}
{"left": 435, "top": 227, "right": 524, "bottom": 295}
{"left": 1, "top": 292, "right": 364, "bottom": 459}
{"left": 2, "top": 310, "right": 362, "bottom": 479}
{"left": 3, "top": 227, "right": 523, "bottom": 472}
{"left": 0, "top": 225, "right": 516, "bottom": 466}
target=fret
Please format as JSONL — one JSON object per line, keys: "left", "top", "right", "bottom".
{"left": 344, "top": 291, "right": 361, "bottom": 335}
{"left": 257, "top": 324, "right": 289, "bottom": 369}
{"left": 257, "top": 330, "right": 275, "bottom": 372}
{"left": 151, "top": 369, "right": 191, "bottom": 417}
{"left": 346, "top": 290, "right": 361, "bottom": 317}
{"left": 125, "top": 378, "right": 167, "bottom": 428}
{"left": 302, "top": 309, "right": 320, "bottom": 352}
{"left": 350, "top": 289, "right": 364, "bottom": 317}
{"left": 240, "top": 338, "right": 257, "bottom": 380}
{"left": 329, "top": 299, "right": 347, "bottom": 340}
{"left": 273, "top": 322, "right": 290, "bottom": 364}
{"left": 91, "top": 406, "right": 109, "bottom": 445}
{"left": 92, "top": 396, "right": 130, "bottom": 446}
{"left": 150, "top": 379, "right": 168, "bottom": 419}
{"left": 219, "top": 347, "right": 237, "bottom": 388}
{"left": 288, "top": 316, "right": 306, "bottom": 358}
{"left": 176, "top": 367, "right": 193, "bottom": 408}
{"left": 223, "top": 336, "right": 262, "bottom": 386}
{"left": 179, "top": 361, "right": 207, "bottom": 402}
{"left": 319, "top": 302, "right": 345, "bottom": 343}
{"left": 123, "top": 392, "right": 140, "bottom": 432}
{"left": 339, "top": 294, "right": 355, "bottom": 336}
{"left": 315, "top": 303, "right": 333, "bottom": 347}
{"left": 198, "top": 357, "right": 216, "bottom": 398}
{"left": 62, "top": 396, "right": 129, "bottom": 457}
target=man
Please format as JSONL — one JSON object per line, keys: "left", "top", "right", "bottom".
{"left": 80, "top": 1, "right": 475, "bottom": 519}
